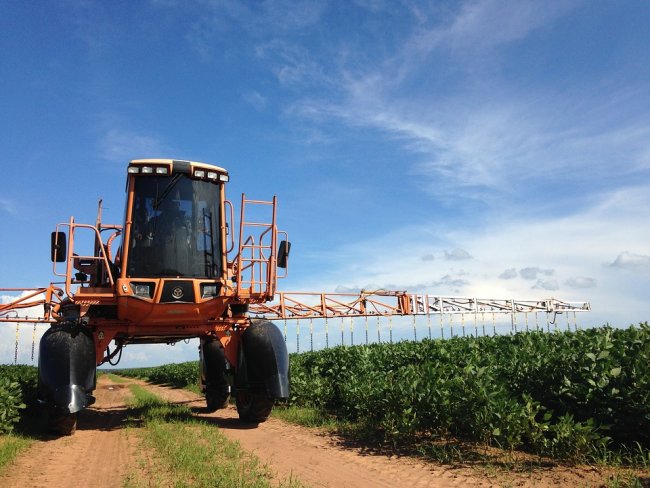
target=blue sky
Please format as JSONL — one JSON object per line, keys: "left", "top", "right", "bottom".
{"left": 2, "top": 0, "right": 649, "bottom": 367}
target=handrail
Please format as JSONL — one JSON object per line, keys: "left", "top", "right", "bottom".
{"left": 53, "top": 219, "right": 118, "bottom": 300}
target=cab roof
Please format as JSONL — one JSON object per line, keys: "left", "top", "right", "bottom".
{"left": 130, "top": 159, "right": 228, "bottom": 174}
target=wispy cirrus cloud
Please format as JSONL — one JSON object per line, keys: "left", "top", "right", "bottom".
{"left": 277, "top": 1, "right": 650, "bottom": 202}
{"left": 183, "top": 0, "right": 326, "bottom": 61}
{"left": 0, "top": 198, "right": 17, "bottom": 214}
{"left": 100, "top": 129, "right": 168, "bottom": 163}
{"left": 243, "top": 91, "right": 267, "bottom": 110}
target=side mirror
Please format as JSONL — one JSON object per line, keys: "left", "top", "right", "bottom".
{"left": 277, "top": 240, "right": 291, "bottom": 269}
{"left": 51, "top": 231, "right": 67, "bottom": 263}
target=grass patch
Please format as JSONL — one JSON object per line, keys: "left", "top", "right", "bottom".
{"left": 0, "top": 434, "right": 32, "bottom": 474}
{"left": 103, "top": 373, "right": 129, "bottom": 383}
{"left": 271, "top": 405, "right": 338, "bottom": 429}
{"left": 126, "top": 385, "right": 304, "bottom": 487}
{"left": 184, "top": 383, "right": 202, "bottom": 395}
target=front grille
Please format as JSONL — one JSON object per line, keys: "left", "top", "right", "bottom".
{"left": 160, "top": 281, "right": 195, "bottom": 303}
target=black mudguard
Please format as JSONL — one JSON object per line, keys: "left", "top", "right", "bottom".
{"left": 38, "top": 323, "right": 96, "bottom": 414}
{"left": 236, "top": 319, "right": 289, "bottom": 399}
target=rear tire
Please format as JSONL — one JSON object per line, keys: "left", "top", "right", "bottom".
{"left": 235, "top": 391, "right": 274, "bottom": 423}
{"left": 205, "top": 387, "right": 230, "bottom": 412}
{"left": 49, "top": 410, "right": 77, "bottom": 436}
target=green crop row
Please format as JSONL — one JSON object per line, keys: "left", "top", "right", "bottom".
{"left": 288, "top": 324, "right": 650, "bottom": 462}
{"left": 114, "top": 361, "right": 199, "bottom": 388}
{"left": 108, "top": 324, "right": 649, "bottom": 463}
{"left": 0, "top": 365, "right": 38, "bottom": 434}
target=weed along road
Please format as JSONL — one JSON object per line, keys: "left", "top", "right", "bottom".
{"left": 1, "top": 375, "right": 639, "bottom": 487}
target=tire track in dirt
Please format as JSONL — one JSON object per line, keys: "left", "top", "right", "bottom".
{"left": 0, "top": 377, "right": 138, "bottom": 488}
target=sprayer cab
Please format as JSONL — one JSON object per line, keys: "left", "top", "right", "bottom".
{"left": 115, "top": 159, "right": 233, "bottom": 327}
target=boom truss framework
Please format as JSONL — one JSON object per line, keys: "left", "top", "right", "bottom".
{"left": 1, "top": 288, "right": 591, "bottom": 326}
{"left": 0, "top": 286, "right": 63, "bottom": 323}
{"left": 249, "top": 290, "right": 591, "bottom": 320}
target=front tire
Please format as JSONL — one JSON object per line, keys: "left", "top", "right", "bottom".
{"left": 48, "top": 410, "right": 77, "bottom": 436}
{"left": 235, "top": 391, "right": 274, "bottom": 423}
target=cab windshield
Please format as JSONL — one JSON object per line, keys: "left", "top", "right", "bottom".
{"left": 127, "top": 174, "right": 221, "bottom": 278}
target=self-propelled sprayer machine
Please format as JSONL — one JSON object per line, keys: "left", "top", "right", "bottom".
{"left": 0, "top": 158, "right": 591, "bottom": 435}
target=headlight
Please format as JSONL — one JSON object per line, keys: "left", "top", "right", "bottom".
{"left": 130, "top": 282, "right": 154, "bottom": 298}
{"left": 201, "top": 283, "right": 220, "bottom": 299}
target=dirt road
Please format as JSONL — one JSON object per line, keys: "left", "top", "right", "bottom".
{"left": 0, "top": 376, "right": 636, "bottom": 487}
{"left": 0, "top": 379, "right": 137, "bottom": 488}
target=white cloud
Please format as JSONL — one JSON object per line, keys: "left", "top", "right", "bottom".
{"left": 609, "top": 252, "right": 650, "bottom": 271}
{"left": 532, "top": 279, "right": 559, "bottom": 291}
{"left": 290, "top": 185, "right": 650, "bottom": 327}
{"left": 565, "top": 276, "right": 597, "bottom": 289}
{"left": 499, "top": 268, "right": 517, "bottom": 280}
{"left": 520, "top": 267, "right": 554, "bottom": 280}
{"left": 444, "top": 248, "right": 473, "bottom": 261}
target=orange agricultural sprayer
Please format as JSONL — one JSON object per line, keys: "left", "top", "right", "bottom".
{"left": 0, "top": 158, "right": 591, "bottom": 435}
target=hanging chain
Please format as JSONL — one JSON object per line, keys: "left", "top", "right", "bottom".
{"left": 14, "top": 323, "right": 20, "bottom": 365}
{"left": 412, "top": 314, "right": 417, "bottom": 341}
{"left": 296, "top": 320, "right": 300, "bottom": 353}
{"left": 525, "top": 312, "right": 529, "bottom": 333}
{"left": 31, "top": 323, "right": 37, "bottom": 362}
{"left": 376, "top": 315, "right": 381, "bottom": 343}
{"left": 325, "top": 317, "right": 329, "bottom": 348}
{"left": 364, "top": 315, "right": 369, "bottom": 345}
